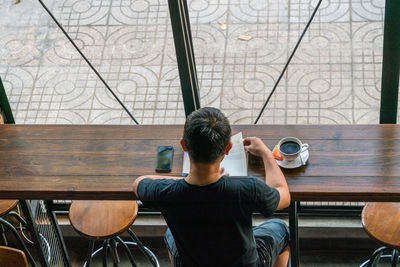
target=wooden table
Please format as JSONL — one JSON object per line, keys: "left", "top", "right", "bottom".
{"left": 1, "top": 124, "right": 400, "bottom": 267}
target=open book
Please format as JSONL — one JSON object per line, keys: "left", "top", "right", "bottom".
{"left": 182, "top": 132, "right": 248, "bottom": 176}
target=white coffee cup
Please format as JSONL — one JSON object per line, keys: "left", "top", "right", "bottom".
{"left": 278, "top": 137, "right": 309, "bottom": 162}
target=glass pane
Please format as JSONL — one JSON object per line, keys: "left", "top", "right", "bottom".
{"left": 0, "top": 0, "right": 186, "bottom": 125}
{"left": 0, "top": 0, "right": 387, "bottom": 125}
{"left": 187, "top": 0, "right": 385, "bottom": 124}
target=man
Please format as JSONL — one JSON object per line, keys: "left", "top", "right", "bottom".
{"left": 133, "top": 107, "right": 291, "bottom": 267}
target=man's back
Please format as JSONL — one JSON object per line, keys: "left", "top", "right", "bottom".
{"left": 138, "top": 176, "right": 279, "bottom": 267}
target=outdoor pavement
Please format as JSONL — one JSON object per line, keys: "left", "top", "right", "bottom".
{"left": 0, "top": 0, "right": 390, "bottom": 125}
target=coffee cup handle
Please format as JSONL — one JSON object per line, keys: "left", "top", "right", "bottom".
{"left": 301, "top": 144, "right": 309, "bottom": 152}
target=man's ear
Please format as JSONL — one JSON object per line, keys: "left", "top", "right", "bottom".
{"left": 224, "top": 141, "right": 232, "bottom": 155}
{"left": 180, "top": 139, "right": 188, "bottom": 151}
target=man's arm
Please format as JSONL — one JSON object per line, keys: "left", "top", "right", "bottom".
{"left": 243, "top": 137, "right": 291, "bottom": 210}
{"left": 133, "top": 175, "right": 182, "bottom": 199}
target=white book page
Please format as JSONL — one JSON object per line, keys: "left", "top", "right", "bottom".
{"left": 182, "top": 151, "right": 190, "bottom": 175}
{"left": 182, "top": 132, "right": 248, "bottom": 176}
{"left": 220, "top": 132, "right": 248, "bottom": 176}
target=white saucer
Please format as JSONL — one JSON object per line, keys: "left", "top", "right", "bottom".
{"left": 276, "top": 149, "right": 309, "bottom": 169}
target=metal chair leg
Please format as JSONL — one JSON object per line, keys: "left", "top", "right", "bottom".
{"left": 0, "top": 223, "right": 7, "bottom": 246}
{"left": 6, "top": 211, "right": 27, "bottom": 226}
{"left": 80, "top": 232, "right": 159, "bottom": 267}
{"left": 115, "top": 237, "right": 137, "bottom": 267}
{"left": 84, "top": 242, "right": 112, "bottom": 267}
{"left": 362, "top": 247, "right": 390, "bottom": 267}
{"left": 127, "top": 228, "right": 158, "bottom": 267}
{"left": 123, "top": 242, "right": 160, "bottom": 267}
{"left": 392, "top": 250, "right": 399, "bottom": 267}
{"left": 0, "top": 218, "right": 36, "bottom": 267}
{"left": 85, "top": 240, "right": 95, "bottom": 267}
{"left": 110, "top": 239, "right": 120, "bottom": 266}
{"left": 103, "top": 240, "right": 109, "bottom": 267}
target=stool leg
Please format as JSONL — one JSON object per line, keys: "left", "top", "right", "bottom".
{"left": 115, "top": 236, "right": 138, "bottom": 267}
{"left": 86, "top": 240, "right": 95, "bottom": 267}
{"left": 367, "top": 247, "right": 389, "bottom": 267}
{"left": 0, "top": 223, "right": 8, "bottom": 245}
{"left": 6, "top": 211, "right": 27, "bottom": 226}
{"left": 392, "top": 250, "right": 399, "bottom": 267}
{"left": 103, "top": 240, "right": 109, "bottom": 267}
{"left": 128, "top": 228, "right": 157, "bottom": 266}
{"left": 110, "top": 239, "right": 120, "bottom": 266}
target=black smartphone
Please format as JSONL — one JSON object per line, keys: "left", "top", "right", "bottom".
{"left": 155, "top": 146, "right": 174, "bottom": 172}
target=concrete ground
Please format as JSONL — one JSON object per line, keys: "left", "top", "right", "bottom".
{"left": 0, "top": 0, "right": 393, "bottom": 125}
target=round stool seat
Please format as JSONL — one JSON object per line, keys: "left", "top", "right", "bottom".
{"left": 69, "top": 201, "right": 137, "bottom": 240}
{"left": 0, "top": 200, "right": 18, "bottom": 217}
{"left": 362, "top": 202, "right": 400, "bottom": 250}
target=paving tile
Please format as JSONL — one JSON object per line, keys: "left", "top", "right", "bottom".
{"left": 197, "top": 64, "right": 223, "bottom": 107}
{"left": 109, "top": 0, "right": 169, "bottom": 26}
{"left": 187, "top": 0, "right": 229, "bottom": 24}
{"left": 289, "top": 0, "right": 350, "bottom": 23}
{"left": 225, "top": 24, "right": 289, "bottom": 65}
{"left": 229, "top": 0, "right": 289, "bottom": 24}
{"left": 351, "top": 0, "right": 385, "bottom": 22}
{"left": 164, "top": 23, "right": 228, "bottom": 66}
{"left": 290, "top": 22, "right": 352, "bottom": 64}
{"left": 351, "top": 22, "right": 383, "bottom": 64}
{"left": 0, "top": 66, "right": 38, "bottom": 123}
{"left": 35, "top": 66, "right": 96, "bottom": 111}
{"left": 41, "top": 26, "right": 107, "bottom": 67}
{"left": 287, "top": 63, "right": 353, "bottom": 109}
{"left": 191, "top": 24, "right": 228, "bottom": 65}
{"left": 0, "top": 0, "right": 54, "bottom": 28}
{"left": 104, "top": 25, "right": 168, "bottom": 66}
{"left": 353, "top": 63, "right": 381, "bottom": 110}
{"left": 354, "top": 108, "right": 379, "bottom": 124}
{"left": 88, "top": 109, "right": 127, "bottom": 124}
{"left": 0, "top": 26, "right": 47, "bottom": 67}
{"left": 54, "top": 0, "right": 111, "bottom": 26}
{"left": 53, "top": 110, "right": 91, "bottom": 124}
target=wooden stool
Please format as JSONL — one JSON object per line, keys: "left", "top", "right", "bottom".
{"left": 0, "top": 200, "right": 19, "bottom": 244}
{"left": 69, "top": 200, "right": 159, "bottom": 267}
{"left": 0, "top": 200, "right": 19, "bottom": 217}
{"left": 0, "top": 246, "right": 28, "bottom": 267}
{"left": 360, "top": 202, "right": 400, "bottom": 266}
{"left": 0, "top": 200, "right": 36, "bottom": 266}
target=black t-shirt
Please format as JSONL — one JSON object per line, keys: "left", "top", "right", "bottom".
{"left": 137, "top": 176, "right": 280, "bottom": 267}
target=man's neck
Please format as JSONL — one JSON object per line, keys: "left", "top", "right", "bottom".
{"left": 185, "top": 159, "right": 223, "bottom": 186}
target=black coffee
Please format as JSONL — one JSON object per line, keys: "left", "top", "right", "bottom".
{"left": 280, "top": 141, "right": 300, "bottom": 154}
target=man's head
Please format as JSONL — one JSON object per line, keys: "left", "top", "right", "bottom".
{"left": 181, "top": 107, "right": 231, "bottom": 163}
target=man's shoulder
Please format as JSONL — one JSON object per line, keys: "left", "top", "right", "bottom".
{"left": 138, "top": 178, "right": 180, "bottom": 187}
{"left": 137, "top": 178, "right": 183, "bottom": 201}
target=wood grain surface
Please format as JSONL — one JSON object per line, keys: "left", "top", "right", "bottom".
{"left": 0, "top": 124, "right": 400, "bottom": 201}
{"left": 0, "top": 246, "right": 28, "bottom": 267}
{"left": 69, "top": 201, "right": 137, "bottom": 240}
{"left": 0, "top": 200, "right": 18, "bottom": 216}
{"left": 362, "top": 202, "right": 400, "bottom": 249}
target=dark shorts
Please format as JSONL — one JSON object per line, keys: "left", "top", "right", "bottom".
{"left": 164, "top": 218, "right": 290, "bottom": 267}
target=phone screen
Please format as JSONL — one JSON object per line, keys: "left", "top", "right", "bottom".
{"left": 156, "top": 146, "right": 173, "bottom": 172}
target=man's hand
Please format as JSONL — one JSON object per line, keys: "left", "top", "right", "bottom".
{"left": 243, "top": 136, "right": 290, "bottom": 210}
{"left": 243, "top": 137, "right": 271, "bottom": 158}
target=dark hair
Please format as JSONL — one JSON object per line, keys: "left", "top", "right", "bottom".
{"left": 183, "top": 107, "right": 231, "bottom": 163}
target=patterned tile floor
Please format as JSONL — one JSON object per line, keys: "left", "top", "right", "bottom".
{"left": 0, "top": 0, "right": 394, "bottom": 125}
